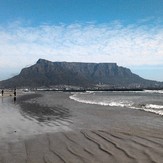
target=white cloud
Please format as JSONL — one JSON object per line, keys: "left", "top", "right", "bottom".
{"left": 0, "top": 22, "right": 163, "bottom": 73}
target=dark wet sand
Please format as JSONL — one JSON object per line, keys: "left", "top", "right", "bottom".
{"left": 0, "top": 91, "right": 163, "bottom": 163}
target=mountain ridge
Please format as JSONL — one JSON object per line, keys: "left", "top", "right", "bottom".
{"left": 0, "top": 59, "right": 162, "bottom": 89}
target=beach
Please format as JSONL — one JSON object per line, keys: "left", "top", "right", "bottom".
{"left": 0, "top": 91, "right": 163, "bottom": 163}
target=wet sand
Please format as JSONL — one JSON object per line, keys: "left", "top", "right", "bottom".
{"left": 0, "top": 91, "right": 163, "bottom": 163}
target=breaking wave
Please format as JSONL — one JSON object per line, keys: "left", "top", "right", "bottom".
{"left": 70, "top": 93, "right": 133, "bottom": 107}
{"left": 144, "top": 90, "right": 163, "bottom": 94}
{"left": 140, "top": 104, "right": 163, "bottom": 116}
{"left": 70, "top": 92, "right": 163, "bottom": 116}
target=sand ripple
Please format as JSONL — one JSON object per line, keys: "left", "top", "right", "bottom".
{"left": 0, "top": 129, "right": 163, "bottom": 163}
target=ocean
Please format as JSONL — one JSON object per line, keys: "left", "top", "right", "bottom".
{"left": 70, "top": 90, "right": 163, "bottom": 116}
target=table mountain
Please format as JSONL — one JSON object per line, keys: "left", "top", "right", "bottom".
{"left": 0, "top": 59, "right": 161, "bottom": 89}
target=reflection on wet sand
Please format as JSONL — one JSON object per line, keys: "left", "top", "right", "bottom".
{"left": 14, "top": 96, "right": 16, "bottom": 103}
{"left": 1, "top": 97, "right": 3, "bottom": 103}
{"left": 17, "top": 94, "right": 71, "bottom": 123}
{"left": 0, "top": 93, "right": 72, "bottom": 142}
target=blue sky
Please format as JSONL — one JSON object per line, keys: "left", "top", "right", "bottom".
{"left": 0, "top": 0, "right": 163, "bottom": 81}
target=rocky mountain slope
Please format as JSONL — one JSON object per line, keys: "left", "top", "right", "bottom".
{"left": 0, "top": 59, "right": 161, "bottom": 89}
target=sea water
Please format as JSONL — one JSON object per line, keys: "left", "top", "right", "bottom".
{"left": 70, "top": 90, "right": 163, "bottom": 116}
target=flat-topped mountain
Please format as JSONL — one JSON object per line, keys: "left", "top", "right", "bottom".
{"left": 0, "top": 59, "right": 162, "bottom": 89}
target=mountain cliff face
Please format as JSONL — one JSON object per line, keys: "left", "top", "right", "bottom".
{"left": 0, "top": 59, "right": 161, "bottom": 88}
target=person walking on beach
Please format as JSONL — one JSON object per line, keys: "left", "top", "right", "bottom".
{"left": 14, "top": 89, "right": 16, "bottom": 97}
{"left": 1, "top": 89, "right": 4, "bottom": 96}
{"left": 13, "top": 89, "right": 17, "bottom": 103}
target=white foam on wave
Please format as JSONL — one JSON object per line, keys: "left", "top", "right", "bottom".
{"left": 69, "top": 93, "right": 132, "bottom": 107}
{"left": 70, "top": 94, "right": 108, "bottom": 106}
{"left": 108, "top": 102, "right": 132, "bottom": 107}
{"left": 145, "top": 104, "right": 163, "bottom": 109}
{"left": 142, "top": 104, "right": 163, "bottom": 115}
{"left": 130, "top": 104, "right": 163, "bottom": 116}
{"left": 144, "top": 90, "right": 163, "bottom": 94}
{"left": 86, "top": 91, "right": 95, "bottom": 93}
{"left": 143, "top": 108, "right": 163, "bottom": 116}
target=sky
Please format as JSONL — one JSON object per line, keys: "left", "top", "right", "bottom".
{"left": 0, "top": 0, "right": 163, "bottom": 81}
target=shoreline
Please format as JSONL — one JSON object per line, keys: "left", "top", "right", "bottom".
{"left": 0, "top": 91, "right": 163, "bottom": 162}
